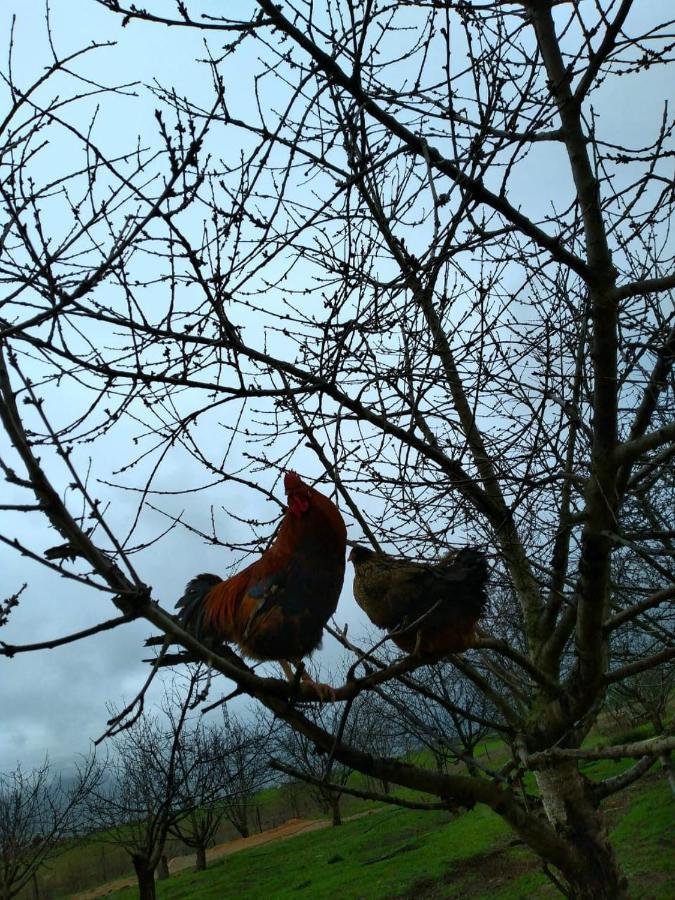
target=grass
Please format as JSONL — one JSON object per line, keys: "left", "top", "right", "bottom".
{"left": 105, "top": 767, "right": 673, "bottom": 900}
{"left": 611, "top": 775, "right": 674, "bottom": 893}
{"left": 108, "top": 804, "right": 509, "bottom": 900}
{"left": 31, "top": 766, "right": 348, "bottom": 896}
{"left": 30, "top": 732, "right": 673, "bottom": 898}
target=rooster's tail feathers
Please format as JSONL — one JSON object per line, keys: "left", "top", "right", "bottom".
{"left": 176, "top": 573, "right": 221, "bottom": 637}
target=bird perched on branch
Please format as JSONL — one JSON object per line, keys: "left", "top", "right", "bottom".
{"left": 175, "top": 471, "right": 347, "bottom": 694}
{"left": 349, "top": 545, "right": 487, "bottom": 657}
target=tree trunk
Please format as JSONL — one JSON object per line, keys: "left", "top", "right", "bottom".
{"left": 464, "top": 748, "right": 480, "bottom": 778}
{"left": 157, "top": 854, "right": 170, "bottom": 880}
{"left": 195, "top": 844, "right": 207, "bottom": 871}
{"left": 330, "top": 794, "right": 342, "bottom": 827}
{"left": 132, "top": 857, "right": 156, "bottom": 900}
{"left": 535, "top": 763, "right": 629, "bottom": 899}
{"left": 234, "top": 815, "right": 249, "bottom": 838}
{"left": 659, "top": 753, "right": 675, "bottom": 796}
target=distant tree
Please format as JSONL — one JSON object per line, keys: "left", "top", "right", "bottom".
{"left": 607, "top": 658, "right": 675, "bottom": 795}
{"left": 216, "top": 711, "right": 271, "bottom": 839}
{"left": 85, "top": 674, "right": 202, "bottom": 900}
{"left": 271, "top": 707, "right": 352, "bottom": 826}
{"left": 0, "top": 756, "right": 99, "bottom": 900}
{"left": 170, "top": 711, "right": 270, "bottom": 870}
{"left": 270, "top": 695, "right": 386, "bottom": 826}
{"left": 603, "top": 506, "right": 675, "bottom": 794}
{"left": 383, "top": 666, "right": 497, "bottom": 777}
{"left": 342, "top": 687, "right": 408, "bottom": 794}
{"left": 168, "top": 721, "right": 229, "bottom": 872}
{"left": 607, "top": 654, "right": 674, "bottom": 737}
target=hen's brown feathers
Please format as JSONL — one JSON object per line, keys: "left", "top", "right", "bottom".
{"left": 349, "top": 546, "right": 487, "bottom": 656}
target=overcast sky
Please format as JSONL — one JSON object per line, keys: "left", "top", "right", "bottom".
{"left": 1, "top": 0, "right": 672, "bottom": 774}
{"left": 0, "top": 0, "right": 371, "bottom": 773}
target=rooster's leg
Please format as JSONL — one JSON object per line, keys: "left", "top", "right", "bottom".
{"left": 280, "top": 659, "right": 303, "bottom": 687}
{"left": 280, "top": 659, "right": 335, "bottom": 701}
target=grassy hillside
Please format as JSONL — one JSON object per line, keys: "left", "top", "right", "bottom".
{"left": 106, "top": 762, "right": 672, "bottom": 900}
{"left": 24, "top": 732, "right": 673, "bottom": 899}
{"left": 26, "top": 776, "right": 339, "bottom": 897}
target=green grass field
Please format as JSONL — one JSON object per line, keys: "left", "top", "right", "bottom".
{"left": 105, "top": 760, "right": 672, "bottom": 900}
{"left": 26, "top": 733, "right": 673, "bottom": 899}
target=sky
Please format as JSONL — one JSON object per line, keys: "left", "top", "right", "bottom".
{"left": 0, "top": 0, "right": 673, "bottom": 774}
{"left": 0, "top": 0, "right": 371, "bottom": 773}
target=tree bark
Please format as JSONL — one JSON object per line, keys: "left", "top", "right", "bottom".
{"left": 659, "top": 753, "right": 675, "bottom": 797}
{"left": 234, "top": 816, "right": 249, "bottom": 838}
{"left": 195, "top": 845, "right": 207, "bottom": 871}
{"left": 132, "top": 857, "right": 156, "bottom": 900}
{"left": 535, "top": 763, "right": 628, "bottom": 899}
{"left": 330, "top": 794, "right": 342, "bottom": 827}
{"left": 156, "top": 854, "right": 169, "bottom": 880}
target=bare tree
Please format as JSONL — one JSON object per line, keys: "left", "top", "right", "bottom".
{"left": 271, "top": 697, "right": 384, "bottom": 826}
{"left": 608, "top": 650, "right": 674, "bottom": 736}
{"left": 1, "top": 3, "right": 674, "bottom": 898}
{"left": 382, "top": 665, "right": 496, "bottom": 777}
{"left": 216, "top": 711, "right": 272, "bottom": 839}
{"left": 85, "top": 674, "right": 202, "bottom": 900}
{"left": 271, "top": 705, "right": 353, "bottom": 826}
{"left": 346, "top": 688, "right": 408, "bottom": 794}
{"left": 0, "top": 756, "right": 100, "bottom": 900}
{"left": 169, "top": 708, "right": 270, "bottom": 870}
{"left": 607, "top": 656, "right": 675, "bottom": 795}
{"left": 167, "top": 722, "right": 229, "bottom": 872}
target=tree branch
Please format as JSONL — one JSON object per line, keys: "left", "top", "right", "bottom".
{"left": 574, "top": 0, "right": 635, "bottom": 105}
{"left": 254, "top": 0, "right": 593, "bottom": 282}
{"left": 604, "top": 584, "right": 675, "bottom": 633}
{"left": 614, "top": 272, "right": 675, "bottom": 301}
{"left": 0, "top": 614, "right": 137, "bottom": 657}
{"left": 268, "top": 758, "right": 450, "bottom": 811}
{"left": 605, "top": 647, "right": 675, "bottom": 684}
{"left": 526, "top": 734, "right": 675, "bottom": 768}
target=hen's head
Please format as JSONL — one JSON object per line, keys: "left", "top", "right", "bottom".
{"left": 348, "top": 545, "right": 375, "bottom": 565}
{"left": 284, "top": 470, "right": 311, "bottom": 516}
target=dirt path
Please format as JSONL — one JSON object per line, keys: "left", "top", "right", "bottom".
{"left": 73, "top": 810, "right": 381, "bottom": 898}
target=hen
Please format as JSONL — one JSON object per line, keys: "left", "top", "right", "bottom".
{"left": 176, "top": 471, "right": 347, "bottom": 692}
{"left": 349, "top": 546, "right": 487, "bottom": 656}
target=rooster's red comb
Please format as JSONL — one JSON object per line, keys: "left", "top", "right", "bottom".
{"left": 284, "top": 470, "right": 305, "bottom": 493}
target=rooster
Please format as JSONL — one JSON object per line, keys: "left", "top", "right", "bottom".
{"left": 349, "top": 546, "right": 487, "bottom": 656}
{"left": 176, "top": 471, "right": 347, "bottom": 694}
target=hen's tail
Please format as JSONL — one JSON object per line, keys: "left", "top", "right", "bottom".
{"left": 176, "top": 573, "right": 221, "bottom": 638}
{"left": 450, "top": 547, "right": 488, "bottom": 579}
{"left": 444, "top": 548, "right": 488, "bottom": 616}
